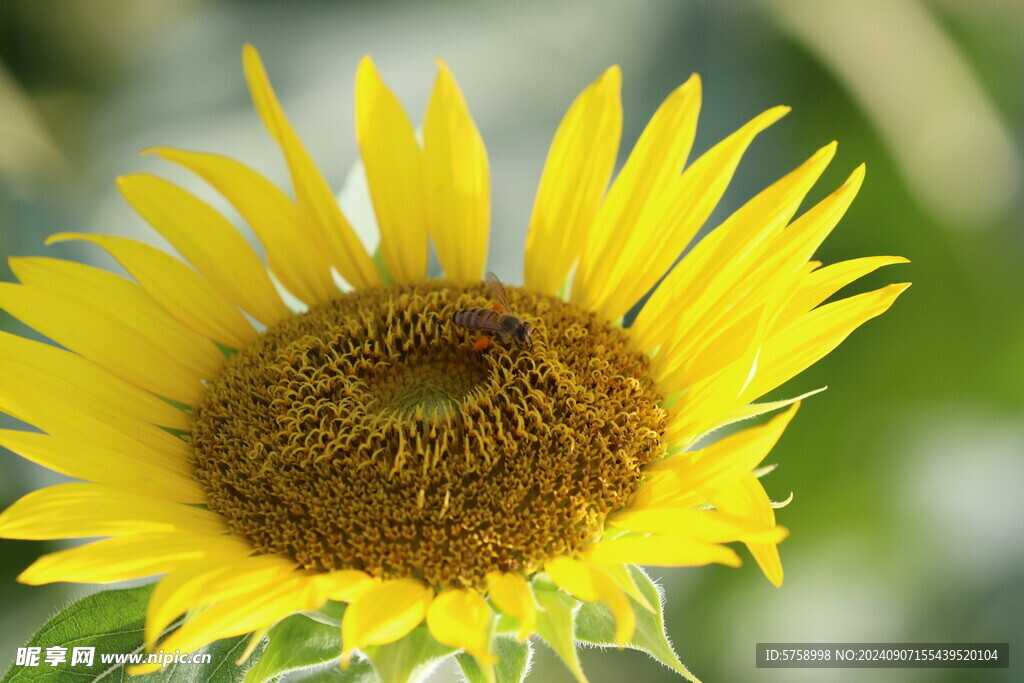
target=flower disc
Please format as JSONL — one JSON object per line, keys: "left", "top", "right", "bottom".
{"left": 191, "top": 280, "right": 666, "bottom": 587}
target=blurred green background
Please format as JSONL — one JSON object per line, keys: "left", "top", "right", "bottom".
{"left": 1, "top": 1, "right": 1021, "bottom": 681}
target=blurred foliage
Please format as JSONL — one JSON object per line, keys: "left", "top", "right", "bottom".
{"left": 0, "top": 1, "right": 1021, "bottom": 682}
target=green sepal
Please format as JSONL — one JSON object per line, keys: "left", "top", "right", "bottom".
{"left": 456, "top": 637, "right": 532, "bottom": 683}
{"left": 243, "top": 612, "right": 342, "bottom": 683}
{"left": 362, "top": 625, "right": 455, "bottom": 683}
{"left": 533, "top": 586, "right": 588, "bottom": 683}
{"left": 0, "top": 584, "right": 263, "bottom": 682}
{"left": 574, "top": 566, "right": 701, "bottom": 682}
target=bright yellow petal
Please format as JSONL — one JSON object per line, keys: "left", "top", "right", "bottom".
{"left": 581, "top": 106, "right": 790, "bottom": 321}
{"left": 485, "top": 571, "right": 537, "bottom": 642}
{"left": 581, "top": 536, "right": 741, "bottom": 569}
{"left": 340, "top": 578, "right": 433, "bottom": 667}
{"left": 0, "top": 483, "right": 228, "bottom": 540}
{"left": 571, "top": 75, "right": 700, "bottom": 313}
{"left": 0, "top": 329, "right": 188, "bottom": 430}
{"left": 145, "top": 555, "right": 298, "bottom": 649}
{"left": 427, "top": 588, "right": 496, "bottom": 666}
{"left": 117, "top": 173, "right": 289, "bottom": 326}
{"left": 424, "top": 60, "right": 490, "bottom": 281}
{"left": 745, "top": 283, "right": 911, "bottom": 401}
{"left": 773, "top": 255, "right": 910, "bottom": 329}
{"left": 708, "top": 473, "right": 785, "bottom": 587}
{"left": 638, "top": 404, "right": 799, "bottom": 509}
{"left": 654, "top": 163, "right": 870, "bottom": 393}
{"left": 10, "top": 256, "right": 223, "bottom": 376}
{"left": 631, "top": 141, "right": 836, "bottom": 354}
{"left": 319, "top": 569, "right": 379, "bottom": 602}
{"left": 46, "top": 232, "right": 255, "bottom": 349}
{"left": 356, "top": 56, "right": 427, "bottom": 283}
{"left": 0, "top": 430, "right": 203, "bottom": 504}
{"left": 0, "top": 368, "right": 192, "bottom": 471}
{"left": 18, "top": 532, "right": 252, "bottom": 585}
{"left": 0, "top": 282, "right": 205, "bottom": 405}
{"left": 524, "top": 66, "right": 622, "bottom": 295}
{"left": 545, "top": 556, "right": 634, "bottom": 644}
{"left": 137, "top": 569, "right": 320, "bottom": 672}
{"left": 145, "top": 147, "right": 338, "bottom": 306}
{"left": 610, "top": 507, "right": 787, "bottom": 545}
{"left": 243, "top": 44, "right": 381, "bottom": 290}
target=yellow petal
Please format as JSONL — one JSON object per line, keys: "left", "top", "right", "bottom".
{"left": 485, "top": 571, "right": 537, "bottom": 641}
{"left": 356, "top": 56, "right": 428, "bottom": 283}
{"left": 318, "top": 569, "right": 379, "bottom": 602}
{"left": 745, "top": 283, "right": 911, "bottom": 401}
{"left": 655, "top": 165, "right": 873, "bottom": 388}
{"left": 545, "top": 556, "right": 634, "bottom": 645}
{"left": 0, "top": 282, "right": 205, "bottom": 405}
{"left": 0, "top": 483, "right": 228, "bottom": 540}
{"left": 610, "top": 507, "right": 788, "bottom": 544}
{"left": 427, "top": 588, "right": 496, "bottom": 665}
{"left": 774, "top": 255, "right": 910, "bottom": 329}
{"left": 138, "top": 569, "right": 320, "bottom": 672}
{"left": 117, "top": 173, "right": 289, "bottom": 326}
{"left": 10, "top": 256, "right": 223, "bottom": 378}
{"left": 638, "top": 404, "right": 799, "bottom": 509}
{"left": 708, "top": 473, "right": 786, "bottom": 586}
{"left": 46, "top": 232, "right": 255, "bottom": 349}
{"left": 340, "top": 578, "right": 433, "bottom": 666}
{"left": 581, "top": 536, "right": 741, "bottom": 569}
{"left": 0, "top": 329, "right": 188, "bottom": 431}
{"left": 18, "top": 532, "right": 252, "bottom": 585}
{"left": 0, "top": 430, "right": 203, "bottom": 504}
{"left": 582, "top": 106, "right": 790, "bottom": 321}
{"left": 243, "top": 44, "right": 381, "bottom": 290}
{"left": 0, "top": 367, "right": 192, "bottom": 471}
{"left": 524, "top": 66, "right": 622, "bottom": 295}
{"left": 632, "top": 141, "right": 836, "bottom": 354}
{"left": 571, "top": 75, "right": 701, "bottom": 313}
{"left": 424, "top": 60, "right": 490, "bottom": 281}
{"left": 145, "top": 147, "right": 338, "bottom": 306}
{"left": 145, "top": 555, "right": 298, "bottom": 649}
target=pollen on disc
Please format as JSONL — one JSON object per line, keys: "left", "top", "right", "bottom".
{"left": 190, "top": 280, "right": 666, "bottom": 588}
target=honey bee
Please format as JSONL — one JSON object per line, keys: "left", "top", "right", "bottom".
{"left": 452, "top": 272, "right": 535, "bottom": 350}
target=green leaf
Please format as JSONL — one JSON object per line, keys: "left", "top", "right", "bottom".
{"left": 456, "top": 637, "right": 532, "bottom": 683}
{"left": 574, "top": 566, "right": 701, "bottom": 683}
{"left": 0, "top": 584, "right": 262, "bottom": 682}
{"left": 280, "top": 659, "right": 378, "bottom": 682}
{"left": 243, "top": 612, "right": 342, "bottom": 682}
{"left": 533, "top": 587, "right": 588, "bottom": 683}
{"left": 362, "top": 626, "right": 455, "bottom": 683}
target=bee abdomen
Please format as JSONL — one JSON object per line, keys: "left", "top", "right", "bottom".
{"left": 453, "top": 307, "right": 502, "bottom": 330}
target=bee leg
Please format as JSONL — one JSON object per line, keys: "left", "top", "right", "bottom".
{"left": 472, "top": 335, "right": 492, "bottom": 352}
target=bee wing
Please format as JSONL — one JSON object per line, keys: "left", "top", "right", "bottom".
{"left": 470, "top": 316, "right": 510, "bottom": 333}
{"left": 485, "top": 271, "right": 514, "bottom": 312}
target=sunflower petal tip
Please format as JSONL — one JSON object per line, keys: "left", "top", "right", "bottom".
{"left": 600, "top": 64, "right": 622, "bottom": 88}
{"left": 357, "top": 54, "right": 378, "bottom": 76}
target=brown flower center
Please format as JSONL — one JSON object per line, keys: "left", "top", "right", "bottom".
{"left": 190, "top": 280, "right": 666, "bottom": 588}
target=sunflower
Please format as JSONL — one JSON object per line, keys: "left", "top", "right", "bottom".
{"left": 0, "top": 45, "right": 908, "bottom": 681}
